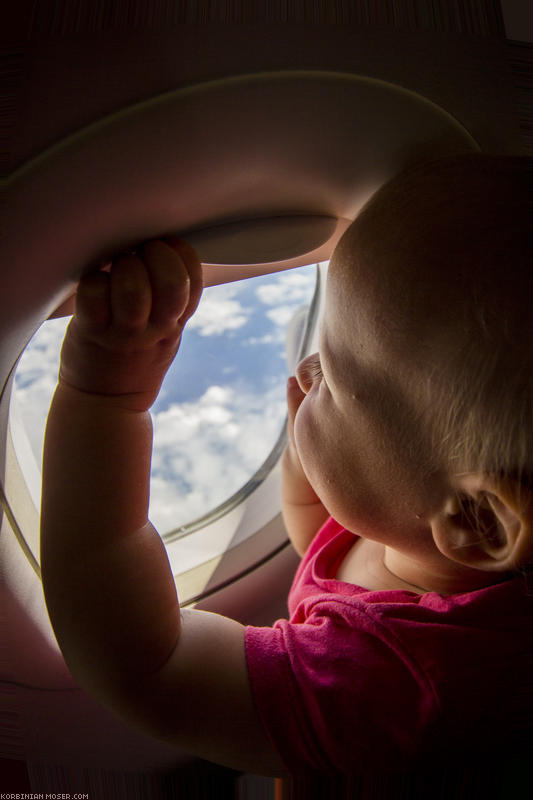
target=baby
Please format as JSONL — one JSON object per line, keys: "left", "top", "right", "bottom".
{"left": 40, "top": 153, "right": 532, "bottom": 777}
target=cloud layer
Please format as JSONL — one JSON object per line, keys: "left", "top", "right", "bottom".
{"left": 150, "top": 382, "right": 286, "bottom": 531}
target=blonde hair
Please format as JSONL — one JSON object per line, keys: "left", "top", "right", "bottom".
{"left": 353, "top": 153, "right": 532, "bottom": 489}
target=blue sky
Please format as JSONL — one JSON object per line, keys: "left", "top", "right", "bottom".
{"left": 14, "top": 265, "right": 318, "bottom": 532}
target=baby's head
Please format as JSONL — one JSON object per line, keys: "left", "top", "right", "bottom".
{"left": 295, "top": 152, "right": 532, "bottom": 586}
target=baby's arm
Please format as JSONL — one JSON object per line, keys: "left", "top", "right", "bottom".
{"left": 281, "top": 377, "right": 329, "bottom": 556}
{"left": 40, "top": 240, "right": 286, "bottom": 776}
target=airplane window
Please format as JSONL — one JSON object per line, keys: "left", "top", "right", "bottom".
{"left": 12, "top": 264, "right": 319, "bottom": 537}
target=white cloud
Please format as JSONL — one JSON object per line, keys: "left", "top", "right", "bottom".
{"left": 245, "top": 333, "right": 281, "bottom": 346}
{"left": 255, "top": 269, "right": 317, "bottom": 306}
{"left": 187, "top": 284, "right": 249, "bottom": 336}
{"left": 266, "top": 305, "right": 301, "bottom": 328}
{"left": 149, "top": 382, "right": 286, "bottom": 532}
{"left": 244, "top": 268, "right": 317, "bottom": 349}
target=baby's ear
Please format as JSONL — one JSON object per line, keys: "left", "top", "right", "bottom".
{"left": 430, "top": 474, "right": 533, "bottom": 572}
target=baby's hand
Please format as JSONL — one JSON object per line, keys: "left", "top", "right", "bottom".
{"left": 286, "top": 375, "right": 305, "bottom": 451}
{"left": 59, "top": 238, "right": 202, "bottom": 411}
{"left": 281, "top": 375, "right": 327, "bottom": 554}
{"left": 282, "top": 375, "right": 310, "bottom": 481}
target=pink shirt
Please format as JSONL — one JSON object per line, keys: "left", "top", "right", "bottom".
{"left": 245, "top": 518, "right": 532, "bottom": 774}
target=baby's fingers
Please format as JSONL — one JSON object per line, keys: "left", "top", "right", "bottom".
{"left": 140, "top": 240, "right": 193, "bottom": 328}
{"left": 75, "top": 270, "right": 111, "bottom": 333}
{"left": 110, "top": 254, "right": 152, "bottom": 334}
{"left": 161, "top": 237, "right": 203, "bottom": 324}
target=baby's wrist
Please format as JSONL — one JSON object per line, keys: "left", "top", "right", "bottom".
{"left": 56, "top": 376, "right": 158, "bottom": 414}
{"left": 58, "top": 337, "right": 171, "bottom": 411}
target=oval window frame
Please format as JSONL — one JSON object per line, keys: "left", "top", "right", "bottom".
{"left": 3, "top": 263, "right": 325, "bottom": 605}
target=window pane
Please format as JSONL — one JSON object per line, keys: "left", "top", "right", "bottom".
{"left": 13, "top": 265, "right": 318, "bottom": 533}
{"left": 150, "top": 265, "right": 317, "bottom": 531}
{"left": 14, "top": 315, "right": 70, "bottom": 468}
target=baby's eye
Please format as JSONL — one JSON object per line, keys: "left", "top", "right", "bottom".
{"left": 296, "top": 353, "right": 325, "bottom": 393}
{"left": 305, "top": 357, "right": 323, "bottom": 382}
